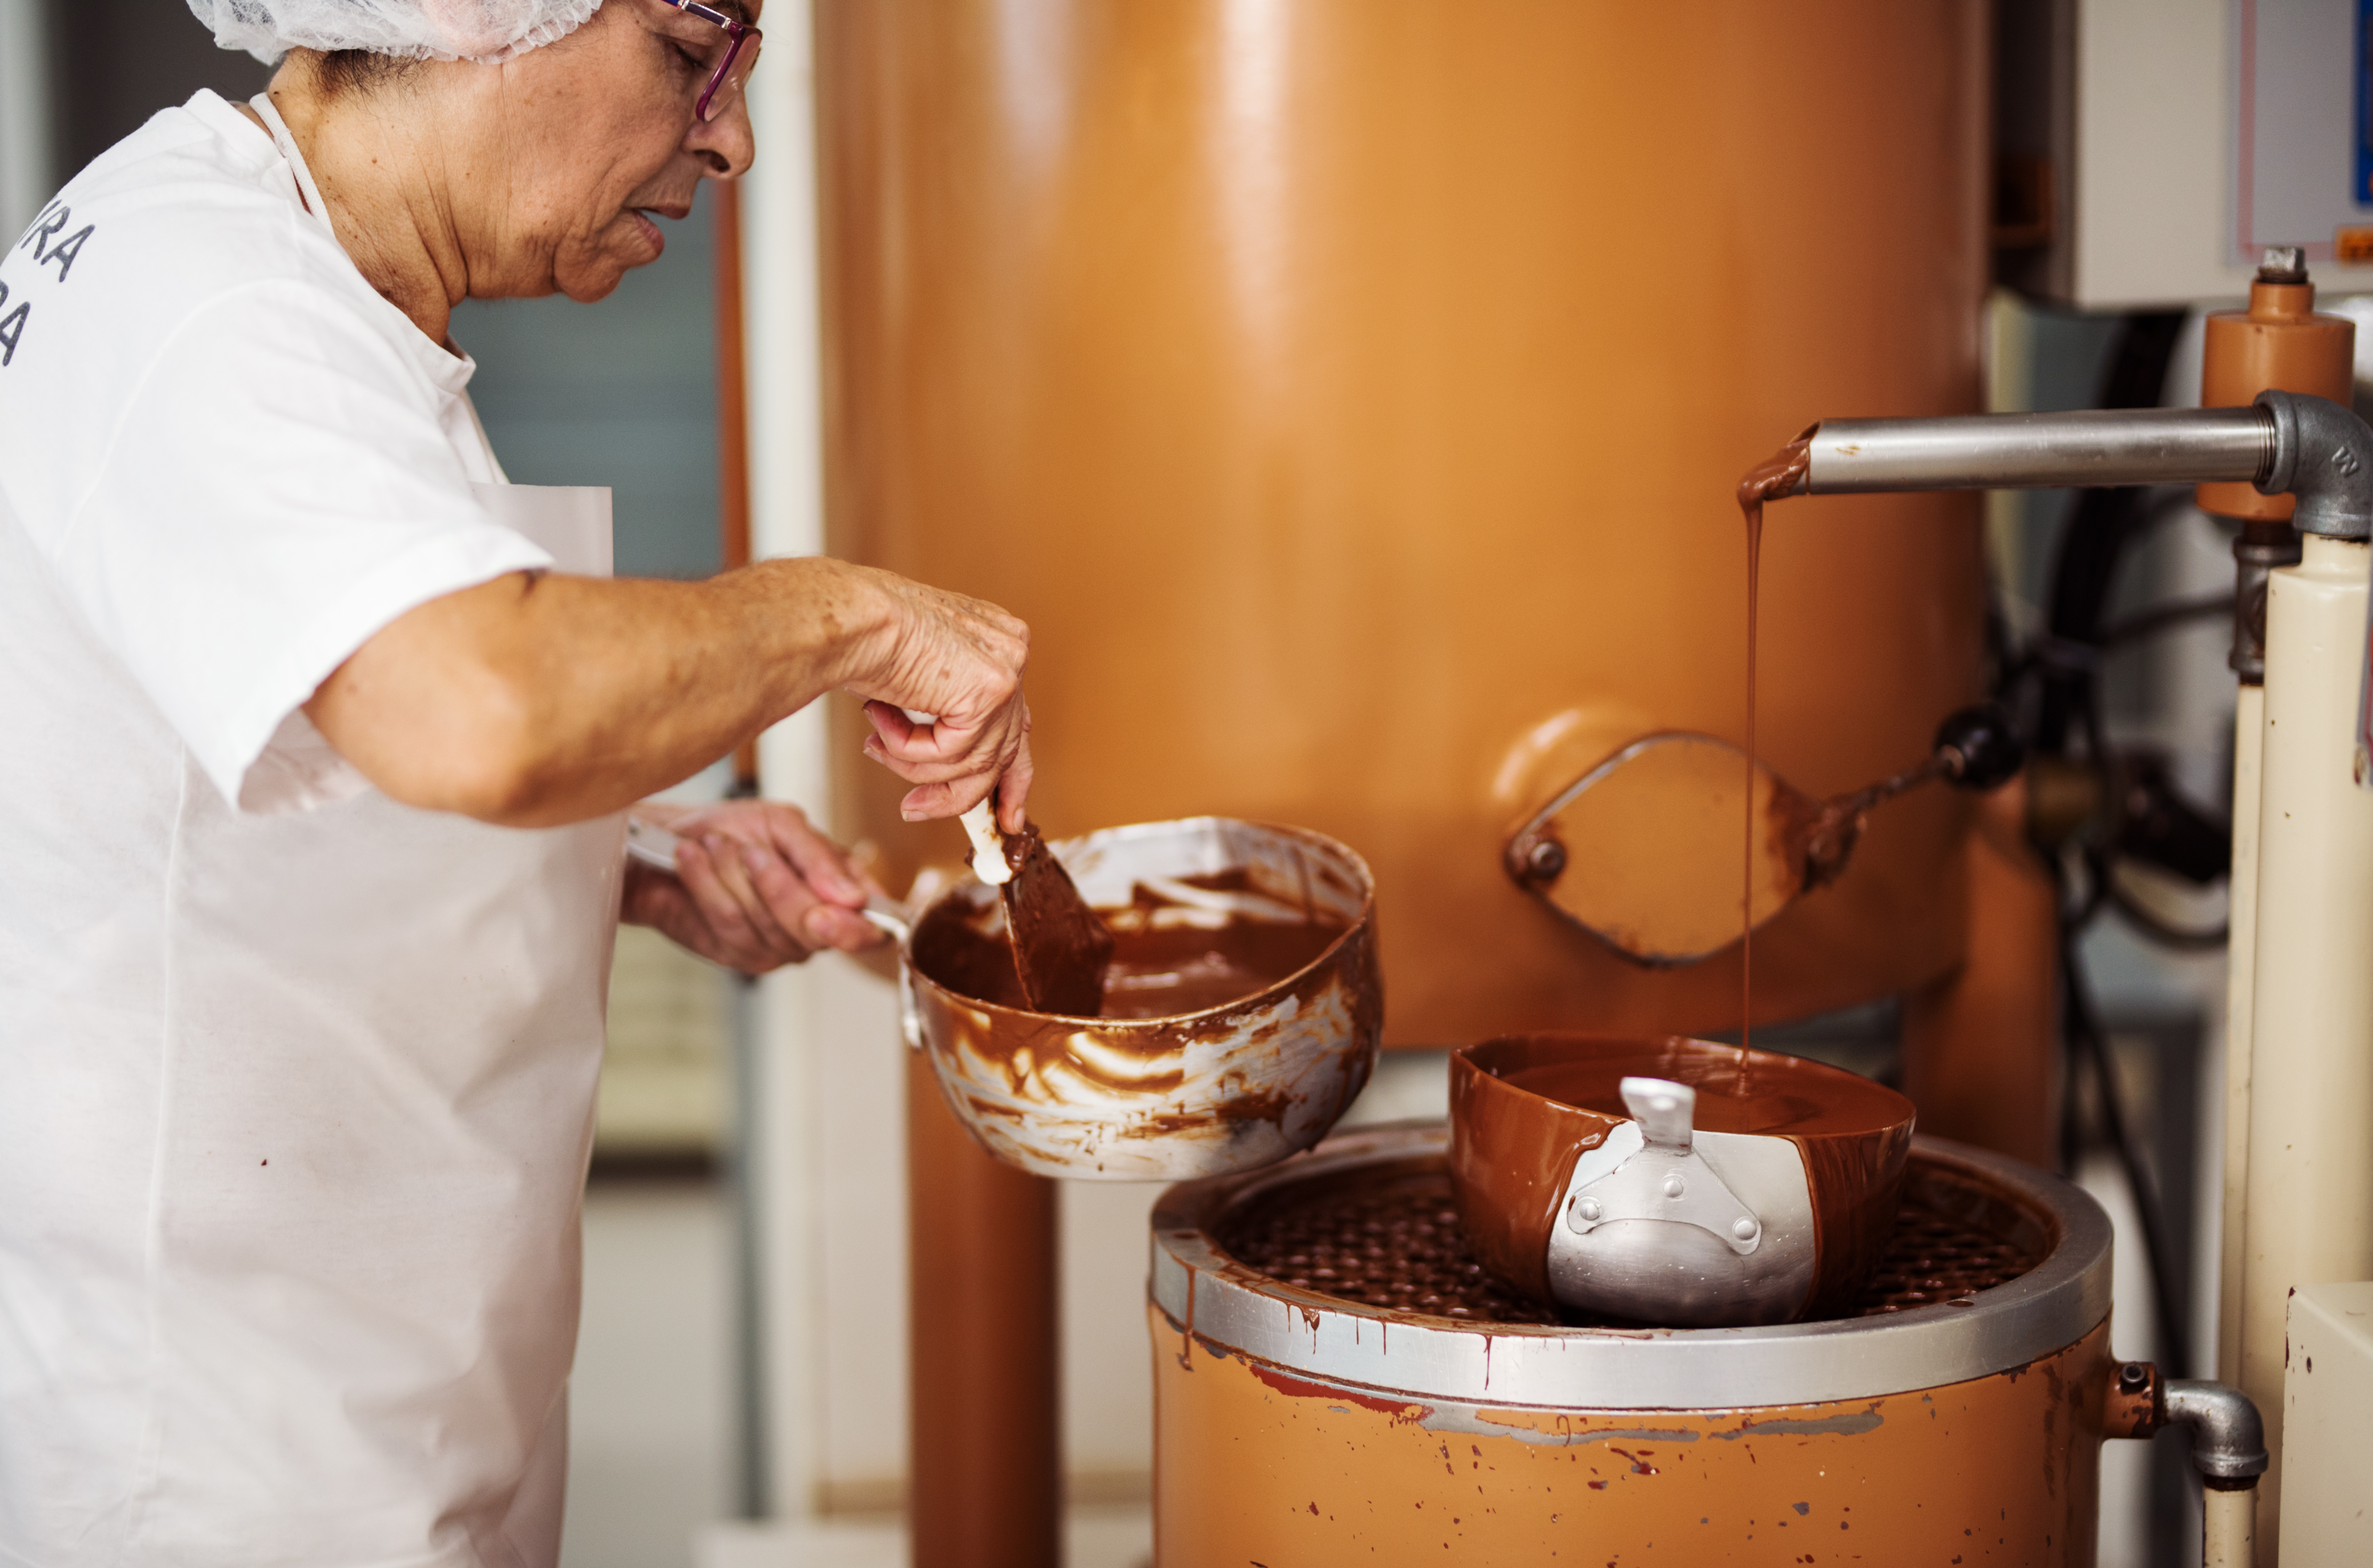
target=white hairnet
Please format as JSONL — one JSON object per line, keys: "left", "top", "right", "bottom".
{"left": 187, "top": 0, "right": 603, "bottom": 65}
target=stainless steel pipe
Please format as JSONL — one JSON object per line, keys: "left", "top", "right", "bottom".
{"left": 1805, "top": 407, "right": 2275, "bottom": 494}
{"left": 1800, "top": 393, "right": 2373, "bottom": 544}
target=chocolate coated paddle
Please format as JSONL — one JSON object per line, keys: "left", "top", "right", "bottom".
{"left": 889, "top": 700, "right": 1112, "bottom": 1013}
{"left": 997, "top": 822, "right": 1114, "bottom": 1016}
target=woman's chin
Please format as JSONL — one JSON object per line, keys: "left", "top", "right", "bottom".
{"left": 555, "top": 233, "right": 658, "bottom": 302}
{"left": 556, "top": 261, "right": 631, "bottom": 304}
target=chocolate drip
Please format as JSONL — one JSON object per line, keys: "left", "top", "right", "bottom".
{"left": 1733, "top": 432, "right": 1814, "bottom": 1049}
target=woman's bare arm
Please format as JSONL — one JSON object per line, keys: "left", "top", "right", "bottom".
{"left": 303, "top": 555, "right": 1033, "bottom": 829}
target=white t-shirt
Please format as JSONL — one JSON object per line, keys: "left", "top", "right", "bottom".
{"left": 0, "top": 91, "right": 621, "bottom": 1568}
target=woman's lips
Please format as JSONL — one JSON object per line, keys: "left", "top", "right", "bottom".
{"left": 628, "top": 208, "right": 666, "bottom": 257}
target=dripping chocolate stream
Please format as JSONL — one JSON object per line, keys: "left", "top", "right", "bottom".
{"left": 1733, "top": 432, "right": 1813, "bottom": 1051}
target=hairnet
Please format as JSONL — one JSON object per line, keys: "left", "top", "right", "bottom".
{"left": 186, "top": 0, "right": 603, "bottom": 65}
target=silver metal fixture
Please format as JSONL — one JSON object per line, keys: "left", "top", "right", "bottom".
{"left": 2231, "top": 528, "right": 2304, "bottom": 683}
{"left": 2259, "top": 246, "right": 2308, "bottom": 284}
{"left": 1558, "top": 1078, "right": 1763, "bottom": 1255}
{"left": 1795, "top": 391, "right": 2373, "bottom": 542}
{"left": 1539, "top": 1078, "right": 1815, "bottom": 1326}
{"left": 2164, "top": 1379, "right": 2271, "bottom": 1484}
{"left": 2165, "top": 1379, "right": 2268, "bottom": 1568}
{"left": 1805, "top": 406, "right": 2274, "bottom": 492}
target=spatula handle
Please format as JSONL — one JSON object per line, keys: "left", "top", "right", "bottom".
{"left": 959, "top": 800, "right": 1012, "bottom": 886}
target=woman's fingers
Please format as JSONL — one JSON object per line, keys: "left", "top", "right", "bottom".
{"left": 667, "top": 801, "right": 887, "bottom": 959}
{"left": 846, "top": 575, "right": 1034, "bottom": 822}
{"left": 676, "top": 835, "right": 804, "bottom": 967}
{"left": 629, "top": 800, "right": 901, "bottom": 971}
{"left": 737, "top": 839, "right": 884, "bottom": 954}
{"left": 862, "top": 701, "right": 1032, "bottom": 818}
{"left": 861, "top": 700, "right": 923, "bottom": 753}
{"left": 992, "top": 727, "right": 1033, "bottom": 833}
{"left": 761, "top": 807, "right": 873, "bottom": 909}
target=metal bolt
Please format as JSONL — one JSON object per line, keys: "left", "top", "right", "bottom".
{"left": 1662, "top": 1173, "right": 1686, "bottom": 1199}
{"left": 1577, "top": 1197, "right": 1603, "bottom": 1223}
{"left": 2118, "top": 1362, "right": 2151, "bottom": 1394}
{"left": 2259, "top": 246, "right": 2307, "bottom": 283}
{"left": 1732, "top": 1217, "right": 1757, "bottom": 1241}
{"left": 1524, "top": 838, "right": 1567, "bottom": 881}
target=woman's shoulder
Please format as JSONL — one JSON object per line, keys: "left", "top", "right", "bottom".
{"left": 21, "top": 91, "right": 336, "bottom": 298}
{"left": 1, "top": 91, "right": 402, "bottom": 394}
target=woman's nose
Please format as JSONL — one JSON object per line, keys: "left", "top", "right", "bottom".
{"left": 689, "top": 102, "right": 756, "bottom": 180}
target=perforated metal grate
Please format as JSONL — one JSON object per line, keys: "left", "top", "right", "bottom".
{"left": 1217, "top": 1161, "right": 2044, "bottom": 1327}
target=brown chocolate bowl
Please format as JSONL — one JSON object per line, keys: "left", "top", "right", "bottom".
{"left": 1448, "top": 1033, "right": 1916, "bottom": 1326}
{"left": 902, "top": 817, "right": 1382, "bottom": 1181}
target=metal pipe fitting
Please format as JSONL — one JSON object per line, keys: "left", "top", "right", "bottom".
{"left": 2163, "top": 1379, "right": 2270, "bottom": 1485}
{"left": 2258, "top": 389, "right": 2373, "bottom": 539}
{"left": 1804, "top": 407, "right": 2274, "bottom": 494}
{"left": 2229, "top": 526, "right": 2304, "bottom": 684}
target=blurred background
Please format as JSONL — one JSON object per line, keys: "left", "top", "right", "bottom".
{"left": 7, "top": 1, "right": 2371, "bottom": 1564}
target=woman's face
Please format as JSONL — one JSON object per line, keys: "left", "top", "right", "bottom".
{"left": 475, "top": 0, "right": 759, "bottom": 302}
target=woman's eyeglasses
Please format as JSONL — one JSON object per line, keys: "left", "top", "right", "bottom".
{"left": 655, "top": 0, "right": 762, "bottom": 123}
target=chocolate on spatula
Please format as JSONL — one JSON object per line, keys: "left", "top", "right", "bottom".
{"left": 1000, "top": 822, "right": 1114, "bottom": 1016}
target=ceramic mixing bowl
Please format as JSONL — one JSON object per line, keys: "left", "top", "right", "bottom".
{"left": 901, "top": 817, "right": 1381, "bottom": 1180}
{"left": 1449, "top": 1033, "right": 1915, "bottom": 1326}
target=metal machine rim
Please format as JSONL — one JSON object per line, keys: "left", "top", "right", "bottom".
{"left": 1149, "top": 1122, "right": 2112, "bottom": 1410}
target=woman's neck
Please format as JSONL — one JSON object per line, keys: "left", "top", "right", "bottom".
{"left": 250, "top": 65, "right": 477, "bottom": 348}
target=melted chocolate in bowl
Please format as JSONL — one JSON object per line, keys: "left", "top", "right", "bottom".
{"left": 1220, "top": 1151, "right": 2043, "bottom": 1326}
{"left": 900, "top": 818, "right": 1385, "bottom": 1182}
{"left": 1498, "top": 1045, "right": 1912, "bottom": 1136}
{"left": 912, "top": 870, "right": 1347, "bottom": 1021}
{"left": 1447, "top": 1034, "right": 1918, "bottom": 1315}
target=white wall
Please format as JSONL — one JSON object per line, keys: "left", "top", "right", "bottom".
{"left": 737, "top": 0, "right": 833, "bottom": 1519}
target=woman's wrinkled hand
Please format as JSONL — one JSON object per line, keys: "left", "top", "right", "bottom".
{"left": 621, "top": 799, "right": 887, "bottom": 973}
{"left": 840, "top": 571, "right": 1034, "bottom": 833}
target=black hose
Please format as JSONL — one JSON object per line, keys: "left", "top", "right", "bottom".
{"left": 2059, "top": 916, "right": 2193, "bottom": 1375}
{"left": 2032, "top": 311, "right": 2192, "bottom": 758}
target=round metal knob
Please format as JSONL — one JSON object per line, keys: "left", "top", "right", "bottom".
{"left": 1523, "top": 837, "right": 1567, "bottom": 881}
{"left": 1576, "top": 1196, "right": 1603, "bottom": 1222}
{"left": 1662, "top": 1173, "right": 1685, "bottom": 1199}
{"left": 1732, "top": 1217, "right": 1757, "bottom": 1241}
{"left": 1935, "top": 702, "right": 2025, "bottom": 791}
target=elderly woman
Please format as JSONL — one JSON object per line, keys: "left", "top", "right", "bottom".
{"left": 0, "top": 0, "right": 1032, "bottom": 1561}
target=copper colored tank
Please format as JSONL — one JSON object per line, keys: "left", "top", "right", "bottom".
{"left": 815, "top": 0, "right": 1992, "bottom": 1045}
{"left": 1150, "top": 1122, "right": 2139, "bottom": 1564}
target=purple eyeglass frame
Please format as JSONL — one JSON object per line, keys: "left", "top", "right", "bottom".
{"left": 655, "top": 0, "right": 761, "bottom": 122}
